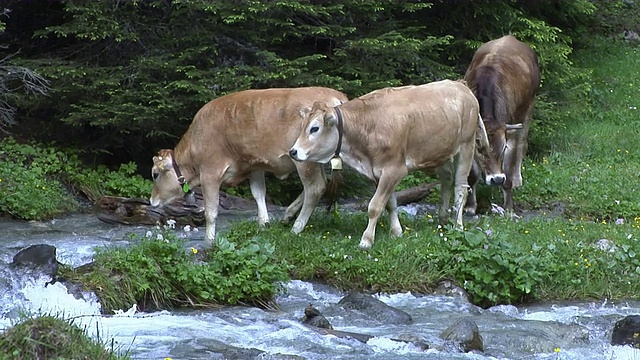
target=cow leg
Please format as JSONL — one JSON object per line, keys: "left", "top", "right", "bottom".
{"left": 453, "top": 147, "right": 474, "bottom": 229}
{"left": 360, "top": 167, "right": 405, "bottom": 250}
{"left": 199, "top": 174, "right": 222, "bottom": 248}
{"left": 249, "top": 171, "right": 270, "bottom": 227}
{"left": 464, "top": 160, "right": 481, "bottom": 215}
{"left": 436, "top": 163, "right": 454, "bottom": 227}
{"left": 283, "top": 193, "right": 304, "bottom": 224}
{"left": 386, "top": 192, "right": 403, "bottom": 238}
{"left": 290, "top": 163, "right": 326, "bottom": 234}
{"left": 503, "top": 108, "right": 533, "bottom": 212}
{"left": 512, "top": 109, "right": 533, "bottom": 190}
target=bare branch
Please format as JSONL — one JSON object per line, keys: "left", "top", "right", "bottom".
{"left": 0, "top": 54, "right": 51, "bottom": 133}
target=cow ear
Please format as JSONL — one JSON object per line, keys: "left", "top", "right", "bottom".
{"left": 153, "top": 155, "right": 173, "bottom": 171}
{"left": 299, "top": 106, "right": 312, "bottom": 118}
{"left": 506, "top": 123, "right": 524, "bottom": 134}
{"left": 324, "top": 110, "right": 337, "bottom": 127}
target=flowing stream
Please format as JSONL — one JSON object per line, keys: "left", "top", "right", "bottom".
{"left": 1, "top": 213, "right": 640, "bottom": 359}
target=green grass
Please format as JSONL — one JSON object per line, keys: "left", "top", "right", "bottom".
{"left": 0, "top": 315, "right": 130, "bottom": 360}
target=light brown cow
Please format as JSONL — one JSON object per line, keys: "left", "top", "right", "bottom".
{"left": 464, "top": 35, "right": 541, "bottom": 214}
{"left": 150, "top": 87, "right": 348, "bottom": 246}
{"left": 289, "top": 80, "right": 502, "bottom": 250}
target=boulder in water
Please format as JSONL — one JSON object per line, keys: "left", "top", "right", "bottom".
{"left": 301, "top": 304, "right": 333, "bottom": 329}
{"left": 11, "top": 244, "right": 60, "bottom": 281}
{"left": 338, "top": 292, "right": 413, "bottom": 325}
{"left": 612, "top": 314, "right": 640, "bottom": 347}
{"left": 439, "top": 317, "right": 484, "bottom": 353}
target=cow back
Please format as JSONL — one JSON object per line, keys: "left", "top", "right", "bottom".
{"left": 175, "top": 87, "right": 347, "bottom": 178}
{"left": 340, "top": 80, "right": 479, "bottom": 170}
{"left": 464, "top": 35, "right": 540, "bottom": 127}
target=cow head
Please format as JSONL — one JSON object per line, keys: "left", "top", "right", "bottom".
{"left": 481, "top": 117, "right": 523, "bottom": 184}
{"left": 149, "top": 149, "right": 183, "bottom": 206}
{"left": 289, "top": 101, "right": 341, "bottom": 164}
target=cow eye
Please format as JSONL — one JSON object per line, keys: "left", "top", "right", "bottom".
{"left": 309, "top": 125, "right": 319, "bottom": 134}
{"left": 152, "top": 172, "right": 160, "bottom": 180}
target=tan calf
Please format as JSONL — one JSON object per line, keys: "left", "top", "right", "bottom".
{"left": 289, "top": 80, "right": 501, "bottom": 249}
{"left": 150, "top": 87, "right": 348, "bottom": 247}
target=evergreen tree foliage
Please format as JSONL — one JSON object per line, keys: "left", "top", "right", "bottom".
{"left": 0, "top": 0, "right": 607, "bottom": 167}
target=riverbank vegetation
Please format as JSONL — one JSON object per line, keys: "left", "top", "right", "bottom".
{"left": 59, "top": 221, "right": 289, "bottom": 313}
{"left": 0, "top": 315, "right": 129, "bottom": 359}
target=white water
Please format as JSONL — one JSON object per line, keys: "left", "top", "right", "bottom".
{"left": 2, "top": 215, "right": 640, "bottom": 359}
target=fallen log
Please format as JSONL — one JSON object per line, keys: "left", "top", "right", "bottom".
{"left": 339, "top": 182, "right": 439, "bottom": 212}
{"left": 95, "top": 182, "right": 439, "bottom": 226}
{"left": 95, "top": 186, "right": 262, "bottom": 226}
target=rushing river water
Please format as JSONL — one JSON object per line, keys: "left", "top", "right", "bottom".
{"left": 1, "top": 213, "right": 640, "bottom": 359}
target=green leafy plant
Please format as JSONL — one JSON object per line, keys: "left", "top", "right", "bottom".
{"left": 432, "top": 224, "right": 542, "bottom": 307}
{"left": 0, "top": 138, "right": 79, "bottom": 220}
{"left": 61, "top": 221, "right": 290, "bottom": 313}
{"left": 0, "top": 137, "right": 152, "bottom": 220}
{"left": 70, "top": 162, "right": 152, "bottom": 201}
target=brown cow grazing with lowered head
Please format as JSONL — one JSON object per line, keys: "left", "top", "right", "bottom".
{"left": 289, "top": 80, "right": 504, "bottom": 250}
{"left": 464, "top": 35, "right": 541, "bottom": 215}
{"left": 150, "top": 87, "right": 348, "bottom": 247}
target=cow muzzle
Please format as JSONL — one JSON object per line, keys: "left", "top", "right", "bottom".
{"left": 149, "top": 196, "right": 161, "bottom": 207}
{"left": 486, "top": 173, "right": 506, "bottom": 186}
{"left": 289, "top": 147, "right": 306, "bottom": 161}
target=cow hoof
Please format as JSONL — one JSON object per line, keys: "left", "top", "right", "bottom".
{"left": 358, "top": 239, "right": 373, "bottom": 250}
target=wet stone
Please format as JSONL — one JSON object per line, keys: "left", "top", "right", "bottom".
{"left": 302, "top": 304, "right": 333, "bottom": 329}
{"left": 338, "top": 292, "right": 413, "bottom": 325}
{"left": 611, "top": 315, "right": 640, "bottom": 348}
{"left": 440, "top": 318, "right": 484, "bottom": 353}
{"left": 11, "top": 244, "right": 59, "bottom": 279}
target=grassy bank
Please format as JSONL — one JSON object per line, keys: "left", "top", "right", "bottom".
{"left": 0, "top": 316, "right": 129, "bottom": 360}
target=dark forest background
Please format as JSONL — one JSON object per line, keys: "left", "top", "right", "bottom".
{"left": 0, "top": 0, "right": 636, "bottom": 175}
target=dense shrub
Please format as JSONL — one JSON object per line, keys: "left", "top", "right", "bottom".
{"left": 0, "top": 137, "right": 151, "bottom": 220}
{"left": 60, "top": 222, "right": 290, "bottom": 313}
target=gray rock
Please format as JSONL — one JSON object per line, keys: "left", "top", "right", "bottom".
{"left": 338, "top": 292, "right": 413, "bottom": 325}
{"left": 433, "top": 279, "right": 469, "bottom": 300}
{"left": 440, "top": 318, "right": 484, "bottom": 353}
{"left": 392, "top": 333, "right": 430, "bottom": 351}
{"left": 612, "top": 315, "right": 640, "bottom": 347}
{"left": 301, "top": 304, "right": 333, "bottom": 329}
{"left": 11, "top": 244, "right": 59, "bottom": 280}
{"left": 482, "top": 318, "right": 590, "bottom": 357}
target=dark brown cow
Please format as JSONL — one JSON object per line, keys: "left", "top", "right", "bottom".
{"left": 464, "top": 35, "right": 541, "bottom": 214}
{"left": 150, "top": 87, "right": 348, "bottom": 246}
{"left": 289, "top": 80, "right": 502, "bottom": 250}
